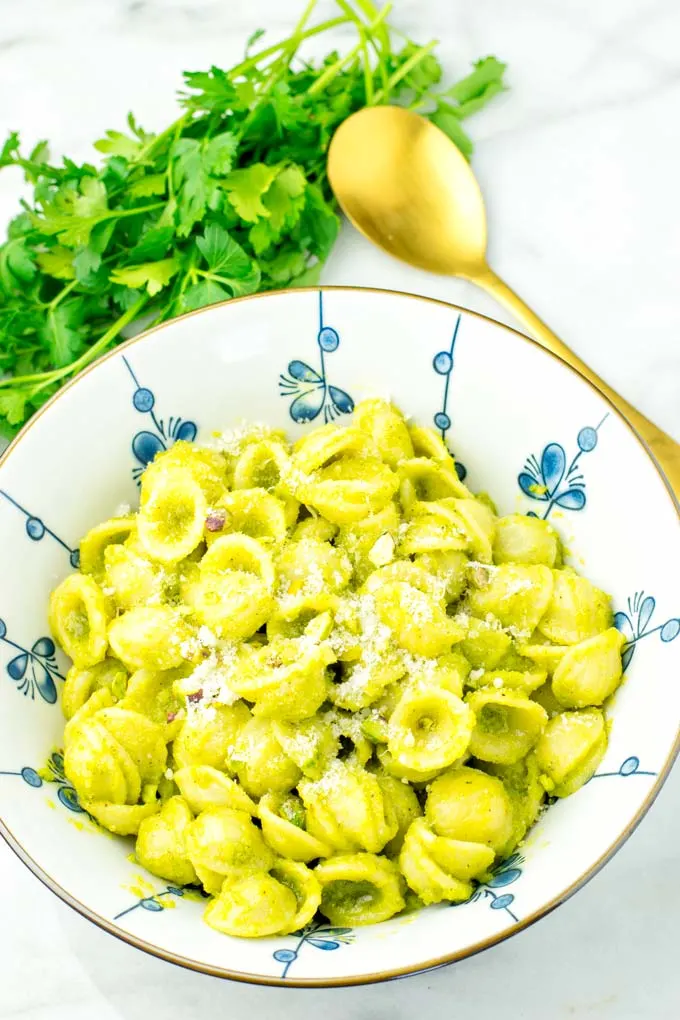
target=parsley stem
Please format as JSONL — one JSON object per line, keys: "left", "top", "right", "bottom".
{"left": 329, "top": 1, "right": 393, "bottom": 98}
{"left": 307, "top": 42, "right": 362, "bottom": 96}
{"left": 333, "top": 0, "right": 365, "bottom": 27}
{"left": 195, "top": 269, "right": 235, "bottom": 288}
{"left": 102, "top": 202, "right": 166, "bottom": 221}
{"left": 359, "top": 32, "right": 375, "bottom": 104}
{"left": 46, "top": 278, "right": 78, "bottom": 311}
{"left": 228, "top": 16, "right": 351, "bottom": 80}
{"left": 135, "top": 117, "right": 189, "bottom": 165}
{"left": 307, "top": 3, "right": 392, "bottom": 97}
{"left": 350, "top": 0, "right": 391, "bottom": 53}
{"left": 291, "top": 0, "right": 319, "bottom": 37}
{"left": 372, "top": 39, "right": 438, "bottom": 103}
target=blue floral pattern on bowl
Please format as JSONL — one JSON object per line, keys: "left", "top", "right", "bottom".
{"left": 431, "top": 313, "right": 467, "bottom": 481}
{"left": 124, "top": 357, "right": 198, "bottom": 482}
{"left": 590, "top": 756, "right": 656, "bottom": 782}
{"left": 279, "top": 291, "right": 354, "bottom": 424}
{"left": 518, "top": 416, "right": 608, "bottom": 518}
{"left": 0, "top": 619, "right": 63, "bottom": 704}
{"left": 614, "top": 590, "right": 680, "bottom": 671}
{"left": 272, "top": 921, "right": 355, "bottom": 979}
{"left": 454, "top": 853, "right": 524, "bottom": 924}
{"left": 0, "top": 490, "right": 79, "bottom": 567}
{"left": 0, "top": 751, "right": 82, "bottom": 812}
{"left": 114, "top": 884, "right": 187, "bottom": 921}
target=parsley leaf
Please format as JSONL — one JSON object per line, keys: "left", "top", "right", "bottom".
{"left": 36, "top": 247, "right": 76, "bottom": 280}
{"left": 40, "top": 299, "right": 86, "bottom": 368}
{"left": 128, "top": 174, "right": 168, "bottom": 198}
{"left": 129, "top": 225, "right": 175, "bottom": 262}
{"left": 223, "top": 164, "right": 280, "bottom": 222}
{"left": 179, "top": 279, "right": 229, "bottom": 313}
{"left": 110, "top": 258, "right": 179, "bottom": 296}
{"left": 249, "top": 167, "right": 306, "bottom": 254}
{"left": 180, "top": 66, "right": 239, "bottom": 113}
{"left": 94, "top": 130, "right": 144, "bottom": 160}
{"left": 445, "top": 56, "right": 507, "bottom": 107}
{"left": 195, "top": 224, "right": 261, "bottom": 296}
{"left": 171, "top": 138, "right": 210, "bottom": 237}
{"left": 0, "top": 390, "right": 27, "bottom": 426}
{"left": 245, "top": 28, "right": 265, "bottom": 54}
{"left": 196, "top": 224, "right": 248, "bottom": 276}
{"left": 204, "top": 133, "right": 239, "bottom": 175}
{"left": 0, "top": 238, "right": 37, "bottom": 289}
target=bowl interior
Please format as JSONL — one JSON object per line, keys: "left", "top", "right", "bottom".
{"left": 0, "top": 287, "right": 678, "bottom": 985}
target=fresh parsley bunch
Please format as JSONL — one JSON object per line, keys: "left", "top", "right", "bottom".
{"left": 0, "top": 0, "right": 506, "bottom": 436}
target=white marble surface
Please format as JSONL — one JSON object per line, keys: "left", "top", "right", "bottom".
{"left": 0, "top": 1, "right": 679, "bottom": 1017}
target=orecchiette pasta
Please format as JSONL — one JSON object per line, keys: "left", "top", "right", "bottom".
{"left": 143, "top": 441, "right": 228, "bottom": 506}
{"left": 297, "top": 457, "right": 400, "bottom": 525}
{"left": 426, "top": 767, "right": 514, "bottom": 853}
{"left": 49, "top": 401, "right": 623, "bottom": 939}
{"left": 551, "top": 628, "right": 625, "bottom": 708}
{"left": 173, "top": 765, "right": 257, "bottom": 816}
{"left": 535, "top": 708, "right": 608, "bottom": 796}
{"left": 299, "top": 759, "right": 397, "bottom": 854}
{"left": 205, "top": 873, "right": 298, "bottom": 938}
{"left": 486, "top": 752, "right": 546, "bottom": 848}
{"left": 135, "top": 796, "right": 197, "bottom": 885}
{"left": 492, "top": 514, "right": 560, "bottom": 567}
{"left": 373, "top": 771, "right": 422, "bottom": 856}
{"left": 468, "top": 563, "right": 555, "bottom": 637}
{"left": 211, "top": 488, "right": 289, "bottom": 546}
{"left": 82, "top": 798, "right": 161, "bottom": 836}
{"left": 459, "top": 615, "right": 512, "bottom": 669}
{"left": 173, "top": 702, "right": 251, "bottom": 771}
{"left": 185, "top": 806, "right": 274, "bottom": 877}
{"left": 465, "top": 688, "right": 548, "bottom": 765}
{"left": 79, "top": 517, "right": 136, "bottom": 580}
{"left": 538, "top": 569, "right": 612, "bottom": 645}
{"left": 231, "top": 716, "right": 302, "bottom": 798}
{"left": 104, "top": 542, "right": 170, "bottom": 610}
{"left": 373, "top": 581, "right": 465, "bottom": 657}
{"left": 270, "top": 859, "right": 322, "bottom": 932}
{"left": 258, "top": 792, "right": 332, "bottom": 861}
{"left": 108, "top": 606, "right": 192, "bottom": 671}
{"left": 387, "top": 685, "right": 474, "bottom": 772}
{"left": 314, "top": 853, "right": 405, "bottom": 926}
{"left": 62, "top": 658, "right": 128, "bottom": 719}
{"left": 138, "top": 466, "right": 207, "bottom": 564}
{"left": 49, "top": 573, "right": 112, "bottom": 668}
{"left": 400, "top": 817, "right": 494, "bottom": 904}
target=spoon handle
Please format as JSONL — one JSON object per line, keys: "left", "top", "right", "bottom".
{"left": 474, "top": 265, "right": 680, "bottom": 498}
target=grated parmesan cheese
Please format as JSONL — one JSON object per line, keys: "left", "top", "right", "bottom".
{"left": 182, "top": 643, "right": 242, "bottom": 717}
{"left": 201, "top": 421, "right": 273, "bottom": 459}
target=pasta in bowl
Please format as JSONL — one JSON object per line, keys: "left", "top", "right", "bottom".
{"left": 0, "top": 287, "right": 677, "bottom": 984}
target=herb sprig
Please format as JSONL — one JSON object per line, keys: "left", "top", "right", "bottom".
{"left": 0, "top": 0, "right": 506, "bottom": 436}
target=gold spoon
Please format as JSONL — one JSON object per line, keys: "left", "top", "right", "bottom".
{"left": 327, "top": 105, "right": 680, "bottom": 497}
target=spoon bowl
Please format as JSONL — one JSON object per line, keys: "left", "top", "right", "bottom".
{"left": 328, "top": 105, "right": 487, "bottom": 275}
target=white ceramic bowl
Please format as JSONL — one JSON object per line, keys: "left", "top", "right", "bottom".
{"left": 0, "top": 287, "right": 678, "bottom": 986}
